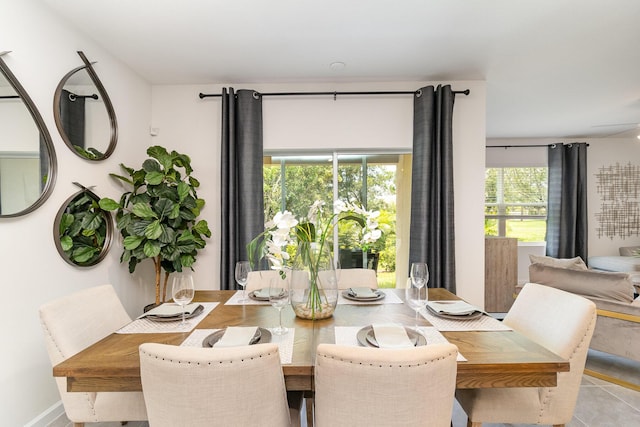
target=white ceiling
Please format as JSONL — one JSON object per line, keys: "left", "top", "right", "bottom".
{"left": 39, "top": 0, "right": 640, "bottom": 139}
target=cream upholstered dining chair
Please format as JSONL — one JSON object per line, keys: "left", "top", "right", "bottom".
{"left": 139, "top": 342, "right": 302, "bottom": 427}
{"left": 335, "top": 268, "right": 378, "bottom": 289}
{"left": 246, "top": 269, "right": 282, "bottom": 291}
{"left": 456, "top": 282, "right": 597, "bottom": 427}
{"left": 38, "top": 284, "right": 147, "bottom": 427}
{"left": 314, "top": 342, "right": 458, "bottom": 427}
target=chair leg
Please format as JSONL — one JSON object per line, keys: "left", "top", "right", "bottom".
{"left": 467, "top": 421, "right": 481, "bottom": 427}
{"left": 73, "top": 423, "right": 84, "bottom": 427}
{"left": 305, "top": 395, "right": 314, "bottom": 426}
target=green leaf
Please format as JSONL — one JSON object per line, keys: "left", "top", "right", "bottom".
{"left": 81, "top": 228, "right": 96, "bottom": 237}
{"left": 174, "top": 153, "right": 193, "bottom": 174}
{"left": 123, "top": 235, "right": 144, "bottom": 250}
{"left": 177, "top": 181, "right": 189, "bottom": 202}
{"left": 159, "top": 227, "right": 176, "bottom": 244}
{"left": 59, "top": 213, "right": 74, "bottom": 234}
{"left": 147, "top": 145, "right": 169, "bottom": 160}
{"left": 73, "top": 246, "right": 97, "bottom": 263}
{"left": 161, "top": 245, "right": 180, "bottom": 261}
{"left": 339, "top": 214, "right": 366, "bottom": 228}
{"left": 116, "top": 212, "right": 132, "bottom": 231}
{"left": 154, "top": 198, "right": 175, "bottom": 218}
{"left": 180, "top": 254, "right": 195, "bottom": 268}
{"left": 142, "top": 158, "right": 162, "bottom": 172}
{"left": 189, "top": 176, "right": 200, "bottom": 188}
{"left": 179, "top": 208, "right": 196, "bottom": 221}
{"left": 81, "top": 211, "right": 103, "bottom": 231}
{"left": 177, "top": 229, "right": 194, "bottom": 242}
{"left": 60, "top": 235, "right": 73, "bottom": 251}
{"left": 145, "top": 170, "right": 165, "bottom": 185}
{"left": 145, "top": 220, "right": 163, "bottom": 240}
{"left": 109, "top": 172, "right": 133, "bottom": 186}
{"left": 127, "top": 257, "right": 138, "bottom": 273}
{"left": 130, "top": 219, "right": 152, "bottom": 236}
{"left": 132, "top": 203, "right": 158, "bottom": 219}
{"left": 182, "top": 195, "right": 197, "bottom": 209}
{"left": 99, "top": 198, "right": 121, "bottom": 211}
{"left": 143, "top": 240, "right": 161, "bottom": 258}
{"left": 121, "top": 249, "right": 132, "bottom": 264}
{"left": 296, "top": 222, "right": 315, "bottom": 242}
{"left": 169, "top": 203, "right": 181, "bottom": 219}
{"left": 193, "top": 220, "right": 211, "bottom": 237}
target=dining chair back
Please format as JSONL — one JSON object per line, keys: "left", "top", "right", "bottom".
{"left": 314, "top": 342, "right": 458, "bottom": 427}
{"left": 246, "top": 269, "right": 282, "bottom": 291}
{"left": 335, "top": 268, "right": 378, "bottom": 289}
{"left": 139, "top": 342, "right": 297, "bottom": 427}
{"left": 456, "top": 282, "right": 597, "bottom": 427}
{"left": 38, "top": 284, "right": 147, "bottom": 426}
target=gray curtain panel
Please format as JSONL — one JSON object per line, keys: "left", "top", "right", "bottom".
{"left": 220, "top": 88, "right": 264, "bottom": 290}
{"left": 409, "top": 85, "right": 456, "bottom": 292}
{"left": 60, "top": 89, "right": 85, "bottom": 149}
{"left": 546, "top": 143, "right": 588, "bottom": 260}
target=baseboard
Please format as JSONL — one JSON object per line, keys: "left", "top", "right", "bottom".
{"left": 24, "top": 401, "right": 65, "bottom": 427}
{"left": 584, "top": 369, "right": 640, "bottom": 392}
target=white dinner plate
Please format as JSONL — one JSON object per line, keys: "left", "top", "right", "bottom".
{"left": 356, "top": 325, "right": 426, "bottom": 348}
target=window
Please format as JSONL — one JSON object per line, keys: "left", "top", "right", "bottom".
{"left": 263, "top": 152, "right": 411, "bottom": 287}
{"left": 484, "top": 167, "right": 548, "bottom": 242}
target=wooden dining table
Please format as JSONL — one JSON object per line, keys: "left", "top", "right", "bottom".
{"left": 53, "top": 288, "right": 569, "bottom": 394}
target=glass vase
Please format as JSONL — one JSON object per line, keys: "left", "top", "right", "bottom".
{"left": 289, "top": 241, "right": 338, "bottom": 320}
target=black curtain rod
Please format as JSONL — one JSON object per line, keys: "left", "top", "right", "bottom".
{"left": 198, "top": 89, "right": 470, "bottom": 99}
{"left": 488, "top": 143, "right": 589, "bottom": 148}
{"left": 68, "top": 92, "right": 99, "bottom": 101}
{"left": 0, "top": 95, "right": 20, "bottom": 99}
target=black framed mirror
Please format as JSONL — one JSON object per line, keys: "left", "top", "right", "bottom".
{"left": 54, "top": 182, "right": 114, "bottom": 267}
{"left": 54, "top": 51, "right": 117, "bottom": 161}
{"left": 0, "top": 51, "right": 57, "bottom": 218}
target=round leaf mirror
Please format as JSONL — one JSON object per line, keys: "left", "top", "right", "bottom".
{"left": 0, "top": 51, "right": 57, "bottom": 218}
{"left": 54, "top": 183, "right": 114, "bottom": 267}
{"left": 54, "top": 51, "right": 117, "bottom": 161}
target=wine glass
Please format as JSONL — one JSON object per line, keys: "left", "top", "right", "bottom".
{"left": 269, "top": 277, "right": 289, "bottom": 335}
{"left": 410, "top": 262, "right": 429, "bottom": 290}
{"left": 405, "top": 281, "right": 428, "bottom": 332}
{"left": 235, "top": 261, "right": 251, "bottom": 303}
{"left": 172, "top": 273, "right": 195, "bottom": 328}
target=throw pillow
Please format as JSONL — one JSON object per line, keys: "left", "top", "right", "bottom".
{"left": 619, "top": 246, "right": 640, "bottom": 257}
{"left": 529, "top": 254, "right": 588, "bottom": 270}
{"left": 529, "top": 263, "right": 635, "bottom": 303}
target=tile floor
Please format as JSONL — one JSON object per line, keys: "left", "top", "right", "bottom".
{"left": 50, "top": 351, "right": 640, "bottom": 427}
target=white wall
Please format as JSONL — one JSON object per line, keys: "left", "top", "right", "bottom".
{"left": 151, "top": 81, "right": 487, "bottom": 306}
{"left": 0, "top": 1, "right": 152, "bottom": 425}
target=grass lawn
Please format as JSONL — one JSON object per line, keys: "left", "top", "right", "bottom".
{"left": 377, "top": 271, "right": 396, "bottom": 288}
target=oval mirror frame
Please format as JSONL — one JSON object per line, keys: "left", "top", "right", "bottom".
{"left": 0, "top": 51, "right": 57, "bottom": 218}
{"left": 53, "top": 51, "right": 117, "bottom": 161}
{"left": 53, "top": 183, "right": 114, "bottom": 268}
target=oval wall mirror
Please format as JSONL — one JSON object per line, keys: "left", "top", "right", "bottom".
{"left": 54, "top": 182, "right": 113, "bottom": 267}
{"left": 0, "top": 51, "right": 57, "bottom": 218}
{"left": 54, "top": 51, "right": 117, "bottom": 161}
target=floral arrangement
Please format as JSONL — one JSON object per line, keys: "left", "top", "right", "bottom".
{"left": 248, "top": 200, "right": 382, "bottom": 319}
{"left": 249, "top": 200, "right": 382, "bottom": 271}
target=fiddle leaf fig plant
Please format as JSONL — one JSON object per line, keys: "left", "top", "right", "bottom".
{"left": 58, "top": 190, "right": 110, "bottom": 266}
{"left": 99, "top": 146, "right": 211, "bottom": 305}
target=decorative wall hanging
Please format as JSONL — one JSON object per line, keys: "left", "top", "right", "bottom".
{"left": 595, "top": 162, "right": 640, "bottom": 239}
